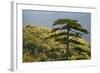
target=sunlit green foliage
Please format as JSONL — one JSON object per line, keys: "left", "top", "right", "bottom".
{"left": 23, "top": 19, "right": 91, "bottom": 62}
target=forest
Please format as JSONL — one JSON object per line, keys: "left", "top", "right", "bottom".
{"left": 23, "top": 18, "right": 91, "bottom": 62}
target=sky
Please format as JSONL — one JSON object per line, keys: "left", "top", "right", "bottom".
{"left": 23, "top": 10, "right": 91, "bottom": 43}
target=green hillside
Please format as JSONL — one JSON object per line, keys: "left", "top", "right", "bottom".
{"left": 23, "top": 25, "right": 91, "bottom": 62}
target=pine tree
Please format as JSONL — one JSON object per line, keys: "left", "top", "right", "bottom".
{"left": 51, "top": 18, "right": 89, "bottom": 60}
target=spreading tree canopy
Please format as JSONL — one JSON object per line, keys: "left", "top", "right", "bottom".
{"left": 51, "top": 18, "right": 89, "bottom": 60}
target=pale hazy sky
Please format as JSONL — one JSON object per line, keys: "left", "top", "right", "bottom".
{"left": 23, "top": 10, "right": 91, "bottom": 42}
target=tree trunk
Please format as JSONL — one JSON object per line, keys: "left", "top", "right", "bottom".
{"left": 66, "top": 27, "right": 70, "bottom": 60}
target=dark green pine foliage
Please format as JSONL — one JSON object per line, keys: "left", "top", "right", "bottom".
{"left": 51, "top": 18, "right": 89, "bottom": 60}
